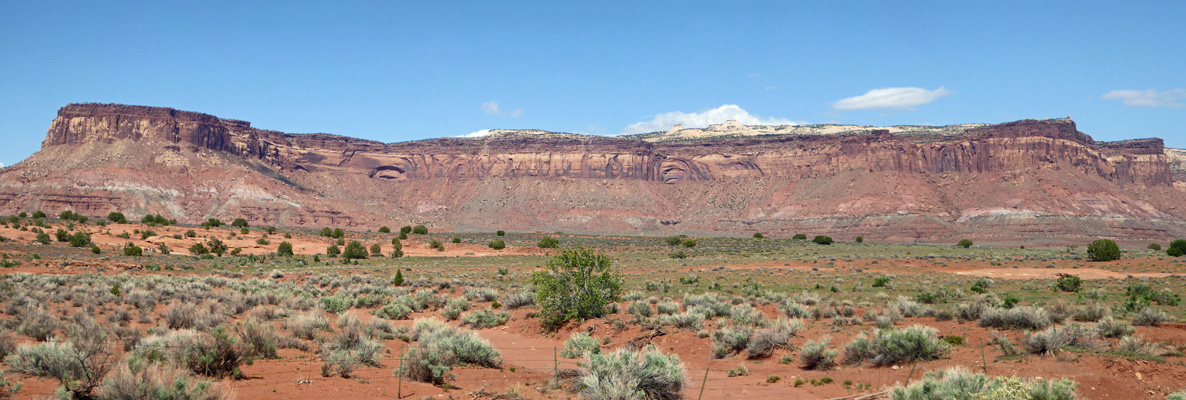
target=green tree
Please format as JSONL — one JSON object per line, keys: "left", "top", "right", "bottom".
{"left": 958, "top": 239, "right": 973, "bottom": 248}
{"left": 189, "top": 243, "right": 209, "bottom": 255}
{"left": 35, "top": 231, "right": 50, "bottom": 244}
{"left": 391, "top": 238, "right": 404, "bottom": 258}
{"left": 412, "top": 225, "right": 428, "bottom": 235}
{"left": 1166, "top": 239, "right": 1186, "bottom": 257}
{"left": 332, "top": 228, "right": 344, "bottom": 239}
{"left": 537, "top": 236, "right": 559, "bottom": 249}
{"left": 1087, "top": 239, "right": 1121, "bottom": 261}
{"left": 378, "top": 226, "right": 391, "bottom": 233}
{"left": 231, "top": 218, "right": 249, "bottom": 228}
{"left": 400, "top": 226, "right": 412, "bottom": 235}
{"left": 855, "top": 236, "right": 864, "bottom": 244}
{"left": 531, "top": 248, "right": 623, "bottom": 330}
{"left": 68, "top": 232, "right": 91, "bottom": 247}
{"left": 206, "top": 238, "right": 228, "bottom": 256}
{"left": 55, "top": 228, "right": 70, "bottom": 242}
{"left": 342, "top": 240, "right": 368, "bottom": 259}
{"left": 277, "top": 241, "right": 294, "bottom": 256}
{"left": 370, "top": 243, "right": 383, "bottom": 255}
{"left": 326, "top": 244, "right": 341, "bottom": 257}
{"left": 496, "top": 230, "right": 505, "bottom": 236}
{"left": 392, "top": 269, "right": 404, "bottom": 286}
{"left": 812, "top": 235, "right": 834, "bottom": 245}
{"left": 489, "top": 240, "right": 506, "bottom": 250}
{"left": 753, "top": 232, "right": 764, "bottom": 239}
{"left": 792, "top": 234, "right": 807, "bottom": 240}
{"left": 32, "top": 210, "right": 46, "bottom": 219}
{"left": 320, "top": 227, "right": 333, "bottom": 237}
{"left": 107, "top": 212, "right": 127, "bottom": 224}
{"left": 123, "top": 244, "right": 143, "bottom": 257}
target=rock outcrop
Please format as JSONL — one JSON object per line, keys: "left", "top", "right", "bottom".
{"left": 3, "top": 103, "right": 1184, "bottom": 242}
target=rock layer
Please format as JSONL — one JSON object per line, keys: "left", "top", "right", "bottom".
{"left": 4, "top": 103, "right": 1184, "bottom": 242}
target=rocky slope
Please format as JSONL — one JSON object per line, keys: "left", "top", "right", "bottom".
{"left": 1, "top": 103, "right": 1183, "bottom": 242}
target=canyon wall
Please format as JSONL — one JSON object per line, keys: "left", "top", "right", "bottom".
{"left": 5, "top": 103, "right": 1184, "bottom": 241}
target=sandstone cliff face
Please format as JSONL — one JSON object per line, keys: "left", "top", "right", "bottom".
{"left": 5, "top": 103, "right": 1184, "bottom": 241}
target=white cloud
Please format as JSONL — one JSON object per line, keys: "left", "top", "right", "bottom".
{"left": 832, "top": 87, "right": 953, "bottom": 110}
{"left": 460, "top": 129, "right": 492, "bottom": 138}
{"left": 621, "top": 104, "right": 797, "bottom": 134}
{"left": 480, "top": 101, "right": 522, "bottom": 117}
{"left": 1102, "top": 89, "right": 1186, "bottom": 108}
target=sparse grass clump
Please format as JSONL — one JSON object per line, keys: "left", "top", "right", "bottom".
{"left": 578, "top": 347, "right": 685, "bottom": 400}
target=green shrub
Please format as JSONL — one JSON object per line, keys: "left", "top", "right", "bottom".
{"left": 4, "top": 339, "right": 112, "bottom": 398}
{"left": 35, "top": 231, "right": 50, "bottom": 244}
{"left": 285, "top": 310, "right": 331, "bottom": 340}
{"left": 1055, "top": 274, "right": 1082, "bottom": 293}
{"left": 326, "top": 244, "right": 341, "bottom": 257}
{"left": 1087, "top": 239, "right": 1120, "bottom": 261}
{"left": 108, "top": 212, "right": 127, "bottom": 223}
{"left": 753, "top": 232, "right": 764, "bottom": 239}
{"left": 792, "top": 234, "right": 807, "bottom": 240}
{"left": 132, "top": 326, "right": 245, "bottom": 378}
{"left": 412, "top": 225, "right": 428, "bottom": 235}
{"left": 1148, "top": 243, "right": 1162, "bottom": 251}
{"left": 812, "top": 235, "right": 834, "bottom": 245}
{"left": 711, "top": 325, "right": 753, "bottom": 357}
{"left": 189, "top": 243, "right": 209, "bottom": 255}
{"left": 578, "top": 347, "right": 685, "bottom": 400}
{"left": 664, "top": 236, "right": 683, "bottom": 246}
{"left": 681, "top": 239, "right": 697, "bottom": 248}
{"left": 123, "top": 244, "right": 143, "bottom": 257}
{"left": 205, "top": 238, "right": 227, "bottom": 256}
{"left": 68, "top": 232, "right": 91, "bottom": 247}
{"left": 237, "top": 318, "right": 280, "bottom": 359}
{"left": 230, "top": 218, "right": 249, "bottom": 228}
{"left": 378, "top": 226, "right": 391, "bottom": 233}
{"left": 496, "top": 230, "right": 505, "bottom": 236}
{"left": 369, "top": 243, "right": 382, "bottom": 255}
{"left": 429, "top": 239, "right": 443, "bottom": 251}
{"left": 277, "top": 241, "right": 293, "bottom": 256}
{"left": 488, "top": 240, "right": 506, "bottom": 250}
{"left": 538, "top": 236, "right": 559, "bottom": 248}
{"left": 1168, "top": 239, "right": 1186, "bottom": 257}
{"left": 888, "top": 367, "right": 1079, "bottom": 400}
{"left": 957, "top": 239, "right": 973, "bottom": 248}
{"left": 872, "top": 277, "right": 892, "bottom": 288}
{"left": 390, "top": 238, "right": 404, "bottom": 257}
{"left": 855, "top": 236, "right": 864, "bottom": 243}
{"left": 1095, "top": 317, "right": 1134, "bottom": 338}
{"left": 531, "top": 248, "right": 623, "bottom": 329}
{"left": 341, "top": 240, "right": 368, "bottom": 259}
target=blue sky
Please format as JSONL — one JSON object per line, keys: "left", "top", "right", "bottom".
{"left": 1, "top": 1, "right": 1184, "bottom": 166}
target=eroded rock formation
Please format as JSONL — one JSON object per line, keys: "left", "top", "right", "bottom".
{"left": 3, "top": 103, "right": 1183, "bottom": 242}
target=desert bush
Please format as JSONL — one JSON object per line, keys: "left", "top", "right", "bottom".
{"left": 461, "top": 308, "right": 510, "bottom": 329}
{"left": 578, "top": 347, "right": 685, "bottom": 400}
{"left": 132, "top": 327, "right": 245, "bottom": 378}
{"left": 781, "top": 302, "right": 812, "bottom": 319}
{"left": 656, "top": 301, "right": 680, "bottom": 315}
{"left": 5, "top": 339, "right": 114, "bottom": 398}
{"left": 165, "top": 302, "right": 198, "bottom": 330}
{"left": 745, "top": 318, "right": 803, "bottom": 359}
{"left": 1132, "top": 307, "right": 1173, "bottom": 327}
{"left": 412, "top": 225, "right": 428, "bottom": 235}
{"left": 812, "top": 235, "right": 833, "bottom": 245}
{"left": 1073, "top": 303, "right": 1109, "bottom": 322}
{"left": 1087, "top": 239, "right": 1121, "bottom": 261}
{"left": 285, "top": 309, "right": 331, "bottom": 340}
{"left": 711, "top": 325, "right": 753, "bottom": 358}
{"left": 102, "top": 363, "right": 231, "bottom": 400}
{"left": 1024, "top": 324, "right": 1097, "bottom": 356}
{"left": 488, "top": 239, "right": 506, "bottom": 250}
{"left": 958, "top": 239, "right": 973, "bottom": 248}
{"left": 440, "top": 297, "right": 470, "bottom": 321}
{"left": 1095, "top": 317, "right": 1135, "bottom": 338}
{"left": 1116, "top": 335, "right": 1157, "bottom": 356}
{"left": 532, "top": 248, "right": 622, "bottom": 329}
{"left": 800, "top": 337, "right": 837, "bottom": 370}
{"left": 956, "top": 300, "right": 989, "bottom": 322}
{"left": 843, "top": 325, "right": 950, "bottom": 366}
{"left": 123, "top": 243, "right": 143, "bottom": 257}
{"left": 560, "top": 332, "right": 601, "bottom": 358}
{"left": 891, "top": 296, "right": 929, "bottom": 318}
{"left": 18, "top": 307, "right": 61, "bottom": 341}
{"left": 373, "top": 300, "right": 414, "bottom": 321}
{"left": 504, "top": 290, "right": 535, "bottom": 309}
{"left": 320, "top": 312, "right": 383, "bottom": 378}
{"left": 888, "top": 367, "right": 1079, "bottom": 400}
{"left": 400, "top": 319, "right": 500, "bottom": 385}
{"left": 661, "top": 311, "right": 705, "bottom": 331}
{"left": 465, "top": 287, "right": 500, "bottom": 302}
{"left": 276, "top": 241, "right": 293, "bottom": 256}
{"left": 1170, "top": 391, "right": 1186, "bottom": 400}
{"left": 979, "top": 306, "right": 1050, "bottom": 330}
{"left": 236, "top": 318, "right": 279, "bottom": 359}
